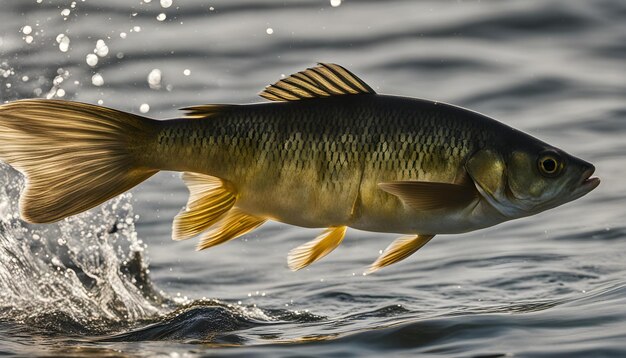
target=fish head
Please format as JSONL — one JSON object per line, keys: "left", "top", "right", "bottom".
{"left": 466, "top": 142, "right": 600, "bottom": 219}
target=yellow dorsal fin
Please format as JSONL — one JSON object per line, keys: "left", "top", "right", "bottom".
{"left": 172, "top": 172, "right": 237, "bottom": 241}
{"left": 260, "top": 63, "right": 376, "bottom": 102}
{"left": 365, "top": 234, "right": 435, "bottom": 274}
{"left": 196, "top": 208, "right": 266, "bottom": 251}
{"left": 288, "top": 226, "right": 347, "bottom": 271}
{"left": 179, "top": 104, "right": 236, "bottom": 119}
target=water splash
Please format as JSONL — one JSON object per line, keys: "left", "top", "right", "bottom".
{"left": 0, "top": 164, "right": 314, "bottom": 342}
{"left": 0, "top": 164, "right": 167, "bottom": 335}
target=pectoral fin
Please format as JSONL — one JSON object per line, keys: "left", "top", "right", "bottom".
{"left": 378, "top": 181, "right": 477, "bottom": 211}
{"left": 288, "top": 226, "right": 347, "bottom": 271}
{"left": 172, "top": 172, "right": 236, "bottom": 241}
{"left": 365, "top": 234, "right": 435, "bottom": 274}
{"left": 196, "top": 208, "right": 266, "bottom": 251}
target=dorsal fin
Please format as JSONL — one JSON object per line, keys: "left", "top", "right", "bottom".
{"left": 179, "top": 104, "right": 236, "bottom": 119}
{"left": 260, "top": 63, "right": 376, "bottom": 102}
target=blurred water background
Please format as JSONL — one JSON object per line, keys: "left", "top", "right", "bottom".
{"left": 1, "top": 0, "right": 625, "bottom": 356}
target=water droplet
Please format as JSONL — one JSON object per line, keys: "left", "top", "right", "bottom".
{"left": 156, "top": 13, "right": 167, "bottom": 21}
{"left": 143, "top": 0, "right": 152, "bottom": 3}
{"left": 139, "top": 103, "right": 150, "bottom": 113}
{"left": 24, "top": 35, "right": 34, "bottom": 44}
{"left": 183, "top": 69, "right": 191, "bottom": 76}
{"left": 22, "top": 25, "right": 32, "bottom": 35}
{"left": 209, "top": 6, "right": 215, "bottom": 11}
{"left": 330, "top": 0, "right": 341, "bottom": 7}
{"left": 56, "top": 34, "right": 70, "bottom": 52}
{"left": 91, "top": 73, "right": 104, "bottom": 86}
{"left": 160, "top": 0, "right": 172, "bottom": 8}
{"left": 86, "top": 53, "right": 98, "bottom": 67}
{"left": 61, "top": 8, "right": 71, "bottom": 16}
{"left": 97, "top": 99, "right": 104, "bottom": 105}
{"left": 56, "top": 89, "right": 65, "bottom": 97}
{"left": 133, "top": 26, "right": 141, "bottom": 32}
{"left": 147, "top": 68, "right": 162, "bottom": 89}
{"left": 95, "top": 39, "right": 109, "bottom": 57}
{"left": 22, "top": 75, "right": 29, "bottom": 82}
{"left": 266, "top": 27, "right": 274, "bottom": 35}
{"left": 120, "top": 32, "right": 127, "bottom": 39}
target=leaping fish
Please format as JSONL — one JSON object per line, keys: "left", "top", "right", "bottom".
{"left": 0, "top": 63, "right": 600, "bottom": 273}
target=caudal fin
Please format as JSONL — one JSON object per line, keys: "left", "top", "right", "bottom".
{"left": 0, "top": 99, "right": 159, "bottom": 223}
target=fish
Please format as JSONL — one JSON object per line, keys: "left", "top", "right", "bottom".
{"left": 0, "top": 63, "right": 600, "bottom": 273}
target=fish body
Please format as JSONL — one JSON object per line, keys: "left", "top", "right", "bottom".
{"left": 0, "top": 63, "right": 599, "bottom": 272}
{"left": 149, "top": 95, "right": 502, "bottom": 234}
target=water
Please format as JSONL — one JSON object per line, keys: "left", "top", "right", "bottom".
{"left": 1, "top": 0, "right": 625, "bottom": 356}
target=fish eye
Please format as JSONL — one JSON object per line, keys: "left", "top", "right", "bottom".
{"left": 537, "top": 151, "right": 563, "bottom": 177}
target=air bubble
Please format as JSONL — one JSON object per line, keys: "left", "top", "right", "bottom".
{"left": 139, "top": 103, "right": 150, "bottom": 113}
{"left": 330, "top": 0, "right": 342, "bottom": 7}
{"left": 160, "top": 0, "right": 172, "bottom": 8}
{"left": 183, "top": 69, "right": 190, "bottom": 76}
{"left": 156, "top": 13, "right": 166, "bottom": 21}
{"left": 266, "top": 27, "right": 274, "bottom": 35}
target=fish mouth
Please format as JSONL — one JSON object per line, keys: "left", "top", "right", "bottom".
{"left": 580, "top": 166, "right": 600, "bottom": 191}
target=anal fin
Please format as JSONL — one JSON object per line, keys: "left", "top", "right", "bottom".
{"left": 288, "top": 226, "right": 347, "bottom": 271}
{"left": 365, "top": 234, "right": 435, "bottom": 274}
{"left": 172, "top": 172, "right": 236, "bottom": 241}
{"left": 196, "top": 208, "right": 266, "bottom": 251}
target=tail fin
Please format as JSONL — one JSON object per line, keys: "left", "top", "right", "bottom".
{"left": 0, "top": 99, "right": 159, "bottom": 223}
